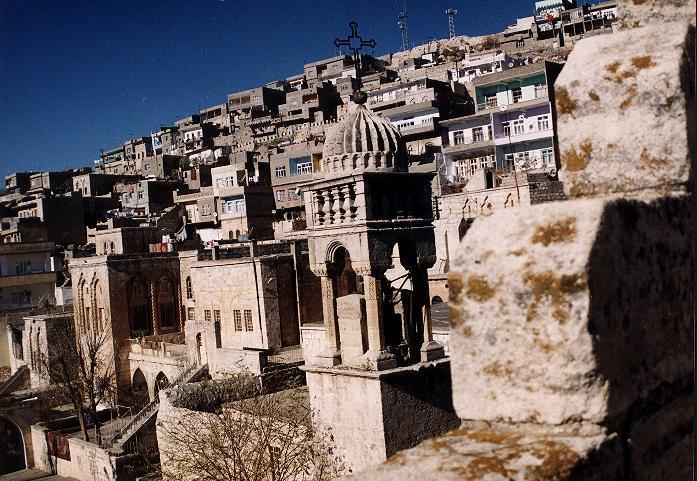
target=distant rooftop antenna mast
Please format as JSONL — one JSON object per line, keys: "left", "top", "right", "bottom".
{"left": 397, "top": 1, "right": 409, "bottom": 51}
{"left": 446, "top": 8, "right": 457, "bottom": 39}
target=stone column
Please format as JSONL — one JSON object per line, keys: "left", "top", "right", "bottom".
{"left": 150, "top": 281, "right": 160, "bottom": 336}
{"left": 317, "top": 274, "right": 341, "bottom": 367}
{"left": 415, "top": 267, "right": 445, "bottom": 362}
{"left": 363, "top": 274, "right": 397, "bottom": 370}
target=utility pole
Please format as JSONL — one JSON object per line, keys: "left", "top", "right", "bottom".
{"left": 445, "top": 8, "right": 457, "bottom": 39}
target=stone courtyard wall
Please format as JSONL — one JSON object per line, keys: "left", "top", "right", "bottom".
{"left": 345, "top": 0, "right": 695, "bottom": 479}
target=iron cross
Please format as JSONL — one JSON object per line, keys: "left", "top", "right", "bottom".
{"left": 334, "top": 21, "right": 376, "bottom": 89}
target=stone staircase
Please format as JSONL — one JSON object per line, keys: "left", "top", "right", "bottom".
{"left": 103, "top": 362, "right": 207, "bottom": 453}
{"left": 0, "top": 365, "right": 28, "bottom": 398}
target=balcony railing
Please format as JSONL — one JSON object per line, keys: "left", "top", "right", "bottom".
{"left": 452, "top": 135, "right": 493, "bottom": 146}
{"left": 495, "top": 124, "right": 552, "bottom": 140}
{"left": 478, "top": 85, "right": 548, "bottom": 111}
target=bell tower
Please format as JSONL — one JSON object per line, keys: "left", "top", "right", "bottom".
{"left": 300, "top": 44, "right": 456, "bottom": 468}
{"left": 304, "top": 96, "right": 445, "bottom": 370}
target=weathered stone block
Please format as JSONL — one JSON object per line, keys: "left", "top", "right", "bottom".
{"left": 345, "top": 423, "right": 622, "bottom": 481}
{"left": 555, "top": 20, "right": 695, "bottom": 198}
{"left": 336, "top": 294, "right": 368, "bottom": 364}
{"left": 449, "top": 195, "right": 693, "bottom": 426}
{"left": 619, "top": 0, "right": 696, "bottom": 29}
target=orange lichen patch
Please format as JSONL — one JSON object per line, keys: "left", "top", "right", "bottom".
{"left": 605, "top": 61, "right": 621, "bottom": 74}
{"left": 484, "top": 361, "right": 513, "bottom": 378}
{"left": 665, "top": 95, "right": 675, "bottom": 107}
{"left": 632, "top": 0, "right": 645, "bottom": 4}
{"left": 563, "top": 139, "right": 593, "bottom": 171}
{"left": 588, "top": 90, "right": 600, "bottom": 101}
{"left": 639, "top": 147, "right": 669, "bottom": 169}
{"left": 429, "top": 436, "right": 449, "bottom": 452}
{"left": 465, "top": 456, "right": 518, "bottom": 479}
{"left": 568, "top": 181, "right": 598, "bottom": 197}
{"left": 536, "top": 339, "right": 555, "bottom": 354}
{"left": 508, "top": 248, "right": 526, "bottom": 256}
{"left": 523, "top": 271, "right": 586, "bottom": 324}
{"left": 620, "top": 85, "right": 638, "bottom": 110}
{"left": 447, "top": 272, "right": 464, "bottom": 304}
{"left": 531, "top": 217, "right": 577, "bottom": 246}
{"left": 620, "top": 69, "right": 637, "bottom": 80}
{"left": 556, "top": 88, "right": 577, "bottom": 116}
{"left": 466, "top": 275, "right": 496, "bottom": 302}
{"left": 631, "top": 55, "right": 655, "bottom": 70}
{"left": 607, "top": 143, "right": 617, "bottom": 149}
{"left": 525, "top": 440, "right": 580, "bottom": 481}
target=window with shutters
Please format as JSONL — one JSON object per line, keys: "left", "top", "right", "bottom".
{"left": 244, "top": 310, "right": 253, "bottom": 331}
{"left": 234, "top": 310, "right": 242, "bottom": 331}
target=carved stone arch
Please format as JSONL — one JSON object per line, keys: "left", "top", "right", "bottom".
{"left": 325, "top": 240, "right": 348, "bottom": 265}
{"left": 128, "top": 275, "right": 152, "bottom": 335}
{"left": 156, "top": 275, "right": 177, "bottom": 331}
{"left": 0, "top": 415, "right": 26, "bottom": 474}
{"left": 75, "top": 276, "right": 88, "bottom": 336}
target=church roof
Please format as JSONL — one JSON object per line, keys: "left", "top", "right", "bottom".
{"left": 323, "top": 104, "right": 407, "bottom": 162}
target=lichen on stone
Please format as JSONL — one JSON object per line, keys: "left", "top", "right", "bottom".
{"left": 555, "top": 88, "right": 578, "bottom": 116}
{"left": 466, "top": 275, "right": 496, "bottom": 303}
{"left": 588, "top": 90, "right": 600, "bottom": 101}
{"left": 620, "top": 85, "right": 638, "bottom": 110}
{"left": 531, "top": 217, "right": 577, "bottom": 246}
{"left": 639, "top": 146, "right": 669, "bottom": 169}
{"left": 563, "top": 139, "right": 593, "bottom": 172}
{"left": 484, "top": 361, "right": 513, "bottom": 378}
{"left": 631, "top": 55, "right": 655, "bottom": 70}
{"left": 523, "top": 270, "right": 587, "bottom": 324}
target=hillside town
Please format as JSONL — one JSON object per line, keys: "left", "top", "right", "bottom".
{"left": 1, "top": 0, "right": 693, "bottom": 479}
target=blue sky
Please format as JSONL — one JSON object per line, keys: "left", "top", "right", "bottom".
{"left": 0, "top": 0, "right": 537, "bottom": 175}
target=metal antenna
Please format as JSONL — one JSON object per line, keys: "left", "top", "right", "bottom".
{"left": 445, "top": 8, "right": 457, "bottom": 39}
{"left": 397, "top": 1, "right": 409, "bottom": 51}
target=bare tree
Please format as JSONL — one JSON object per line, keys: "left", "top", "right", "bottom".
{"left": 158, "top": 373, "right": 345, "bottom": 481}
{"left": 41, "top": 318, "right": 115, "bottom": 444}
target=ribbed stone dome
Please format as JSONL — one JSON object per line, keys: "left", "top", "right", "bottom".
{"left": 322, "top": 104, "right": 408, "bottom": 172}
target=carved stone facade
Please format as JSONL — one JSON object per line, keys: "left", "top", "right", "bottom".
{"left": 302, "top": 100, "right": 458, "bottom": 472}
{"left": 69, "top": 252, "right": 182, "bottom": 394}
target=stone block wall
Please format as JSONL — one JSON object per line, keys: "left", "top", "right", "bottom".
{"left": 299, "top": 323, "right": 325, "bottom": 365}
{"left": 345, "top": 1, "right": 695, "bottom": 479}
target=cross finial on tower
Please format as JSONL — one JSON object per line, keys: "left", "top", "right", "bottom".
{"left": 334, "top": 21, "right": 377, "bottom": 98}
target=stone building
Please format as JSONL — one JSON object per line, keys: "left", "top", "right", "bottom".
{"left": 72, "top": 172, "right": 141, "bottom": 197}
{"left": 69, "top": 251, "right": 182, "bottom": 395}
{"left": 300, "top": 95, "right": 459, "bottom": 471}
{"left": 119, "top": 179, "right": 178, "bottom": 216}
{"left": 0, "top": 241, "right": 61, "bottom": 310}
{"left": 183, "top": 241, "right": 309, "bottom": 376}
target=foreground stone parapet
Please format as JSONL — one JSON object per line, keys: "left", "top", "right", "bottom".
{"left": 555, "top": 20, "right": 695, "bottom": 198}
{"left": 448, "top": 195, "right": 693, "bottom": 426}
{"left": 345, "top": 422, "right": 622, "bottom": 481}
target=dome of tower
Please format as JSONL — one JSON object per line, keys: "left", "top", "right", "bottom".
{"left": 321, "top": 103, "right": 408, "bottom": 174}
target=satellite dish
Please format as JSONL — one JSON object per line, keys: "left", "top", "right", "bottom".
{"left": 548, "top": 168, "right": 557, "bottom": 178}
{"left": 499, "top": 105, "right": 508, "bottom": 112}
